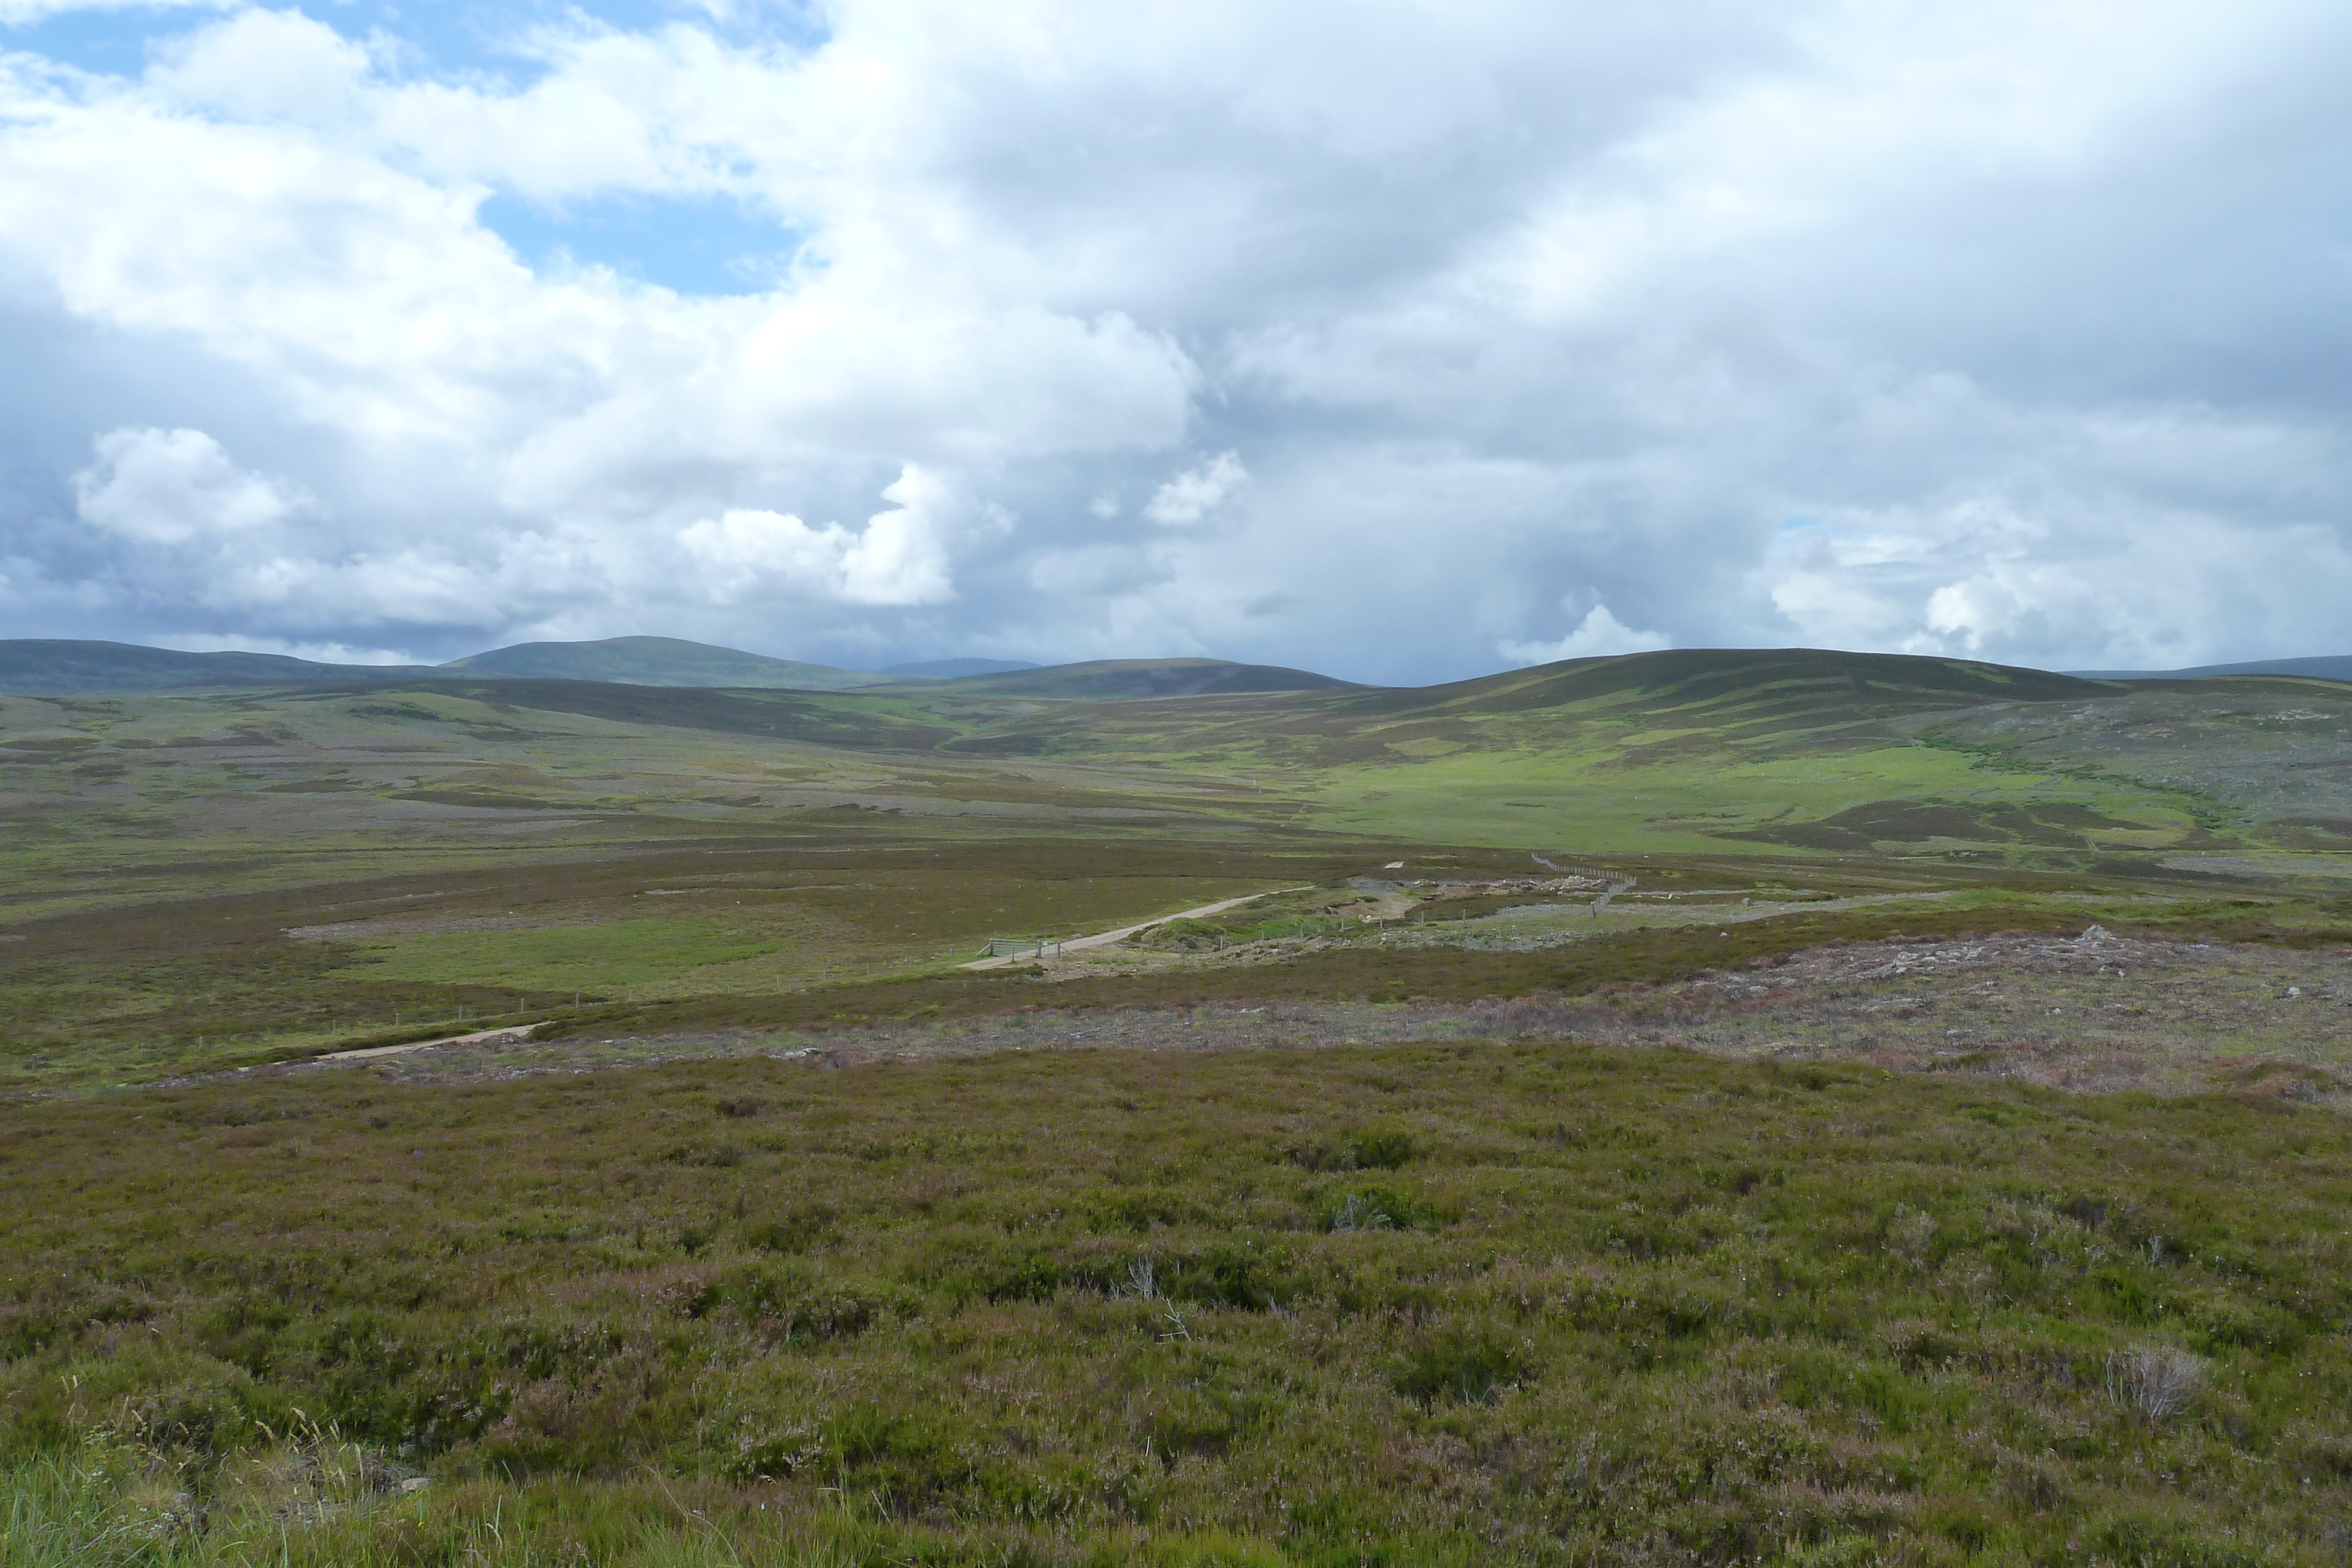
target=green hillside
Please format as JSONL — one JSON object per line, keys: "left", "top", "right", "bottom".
{"left": 880, "top": 657, "right": 1040, "bottom": 677}
{"left": 0, "top": 638, "right": 436, "bottom": 694}
{"left": 11, "top": 641, "right": 2352, "bottom": 1567}
{"left": 6, "top": 643, "right": 2349, "bottom": 1095}
{"left": 898, "top": 656, "right": 1357, "bottom": 698}
{"left": 860, "top": 646, "right": 2270, "bottom": 860}
{"left": 2073, "top": 653, "right": 2352, "bottom": 680}
{"left": 876, "top": 642, "right": 2338, "bottom": 857}
{"left": 1348, "top": 645, "right": 2112, "bottom": 717}
{"left": 438, "top": 635, "right": 893, "bottom": 690}
{"left": 9, "top": 646, "right": 2344, "bottom": 882}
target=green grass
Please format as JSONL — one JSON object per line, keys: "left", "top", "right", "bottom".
{"left": 326, "top": 916, "right": 792, "bottom": 996}
{"left": 0, "top": 835, "right": 1384, "bottom": 1088}
{"left": 8, "top": 651, "right": 2352, "bottom": 1561}
{"left": 5, "top": 1039, "right": 2351, "bottom": 1564}
{"left": 6, "top": 642, "right": 2350, "bottom": 1085}
{"left": 1294, "top": 743, "right": 2147, "bottom": 853}
{"left": 440, "top": 634, "right": 896, "bottom": 690}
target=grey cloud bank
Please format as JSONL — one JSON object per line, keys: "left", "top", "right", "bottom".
{"left": 1, "top": 0, "right": 2347, "bottom": 683}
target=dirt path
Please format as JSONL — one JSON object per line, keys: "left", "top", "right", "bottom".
{"left": 313, "top": 1022, "right": 547, "bottom": 1061}
{"left": 959, "top": 887, "right": 1312, "bottom": 969}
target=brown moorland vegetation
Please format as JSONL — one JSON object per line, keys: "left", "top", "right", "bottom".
{"left": 9, "top": 650, "right": 2352, "bottom": 1564}
{"left": 5, "top": 1035, "right": 2352, "bottom": 1564}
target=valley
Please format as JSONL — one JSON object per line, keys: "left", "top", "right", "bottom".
{"left": 3, "top": 643, "right": 2351, "bottom": 1566}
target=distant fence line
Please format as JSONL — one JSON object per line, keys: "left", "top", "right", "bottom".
{"left": 977, "top": 936, "right": 1069, "bottom": 959}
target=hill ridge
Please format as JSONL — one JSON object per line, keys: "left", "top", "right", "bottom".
{"left": 0, "top": 639, "right": 439, "bottom": 694}
{"left": 2068, "top": 653, "right": 2352, "bottom": 683}
{"left": 437, "top": 635, "right": 889, "bottom": 691}
{"left": 2, "top": 638, "right": 1359, "bottom": 700}
{"left": 890, "top": 657, "right": 1357, "bottom": 699}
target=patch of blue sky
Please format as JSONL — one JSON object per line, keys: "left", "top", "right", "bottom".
{"left": 392, "top": 0, "right": 834, "bottom": 79}
{"left": 347, "top": 0, "right": 715, "bottom": 82}
{"left": 4, "top": 4, "right": 213, "bottom": 76}
{"left": 6, "top": 0, "right": 821, "bottom": 296}
{"left": 477, "top": 189, "right": 809, "bottom": 296}
{"left": 6, "top": 0, "right": 830, "bottom": 88}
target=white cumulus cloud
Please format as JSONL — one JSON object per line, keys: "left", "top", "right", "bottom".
{"left": 1500, "top": 604, "right": 1671, "bottom": 667}
{"left": 679, "top": 464, "right": 1004, "bottom": 607}
{"left": 1144, "top": 452, "right": 1248, "bottom": 526}
{"left": 74, "top": 427, "right": 309, "bottom": 544}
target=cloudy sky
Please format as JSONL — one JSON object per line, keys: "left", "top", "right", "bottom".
{"left": 2, "top": 0, "right": 2347, "bottom": 681}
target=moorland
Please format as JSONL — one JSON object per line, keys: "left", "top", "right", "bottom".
{"left": 3, "top": 641, "right": 2351, "bottom": 1566}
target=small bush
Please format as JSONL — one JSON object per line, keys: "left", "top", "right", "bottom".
{"left": 713, "top": 1266, "right": 898, "bottom": 1343}
{"left": 1345, "top": 1126, "right": 1416, "bottom": 1170}
{"left": 1161, "top": 1243, "right": 1291, "bottom": 1309}
{"left": 2109, "top": 1345, "right": 2208, "bottom": 1424}
{"left": 659, "top": 1140, "right": 746, "bottom": 1168}
{"left": 1287, "top": 1125, "right": 1416, "bottom": 1172}
{"left": 1395, "top": 1324, "right": 1524, "bottom": 1405}
{"left": 742, "top": 1203, "right": 838, "bottom": 1253}
{"left": 1321, "top": 1183, "right": 1441, "bottom": 1232}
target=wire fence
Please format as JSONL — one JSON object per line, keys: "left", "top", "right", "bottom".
{"left": 975, "top": 936, "right": 1070, "bottom": 959}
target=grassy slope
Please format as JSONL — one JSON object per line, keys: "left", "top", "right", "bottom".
{"left": 7, "top": 651, "right": 2352, "bottom": 1564}
{"left": 5, "top": 1041, "right": 2350, "bottom": 1565}
{"left": 0, "top": 640, "right": 436, "bottom": 694}
{"left": 10, "top": 650, "right": 2344, "bottom": 876}
{"left": 894, "top": 649, "right": 2277, "bottom": 858}
{"left": 438, "top": 636, "right": 895, "bottom": 691}
{"left": 5, "top": 648, "right": 2350, "bottom": 1085}
{"left": 891, "top": 658, "right": 1359, "bottom": 699}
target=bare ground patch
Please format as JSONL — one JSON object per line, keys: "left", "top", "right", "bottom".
{"left": 259, "top": 929, "right": 2352, "bottom": 1099}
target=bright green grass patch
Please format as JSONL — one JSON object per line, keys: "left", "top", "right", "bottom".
{"left": 1302, "top": 743, "right": 2028, "bottom": 850}
{"left": 1294, "top": 739, "right": 2220, "bottom": 860}
{"left": 323, "top": 916, "right": 791, "bottom": 997}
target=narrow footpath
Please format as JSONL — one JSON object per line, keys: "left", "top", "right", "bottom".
{"left": 960, "top": 887, "right": 1312, "bottom": 969}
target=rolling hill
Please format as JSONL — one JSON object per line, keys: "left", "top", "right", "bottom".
{"left": 0, "top": 635, "right": 890, "bottom": 695}
{"left": 0, "top": 637, "right": 1324, "bottom": 698}
{"left": 880, "top": 657, "right": 1040, "bottom": 677}
{"left": 13, "top": 643, "right": 2344, "bottom": 872}
{"left": 2070, "top": 653, "right": 2352, "bottom": 682}
{"left": 887, "top": 646, "right": 2123, "bottom": 771}
{"left": 9, "top": 639, "right": 2350, "bottom": 864}
{"left": 897, "top": 656, "right": 1358, "bottom": 698}
{"left": 0, "top": 638, "right": 437, "bottom": 694}
{"left": 436, "top": 636, "right": 892, "bottom": 690}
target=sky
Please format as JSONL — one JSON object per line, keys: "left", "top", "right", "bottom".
{"left": 1, "top": 1, "right": 2348, "bottom": 683}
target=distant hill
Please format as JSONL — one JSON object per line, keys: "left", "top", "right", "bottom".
{"left": 881, "top": 658, "right": 1041, "bottom": 678}
{"left": 0, "top": 635, "right": 891, "bottom": 696}
{"left": 900, "top": 657, "right": 1358, "bottom": 699}
{"left": 1, "top": 638, "right": 1348, "bottom": 699}
{"left": 8, "top": 638, "right": 2164, "bottom": 717}
{"left": 1334, "top": 646, "right": 2109, "bottom": 723}
{"left": 2068, "top": 654, "right": 2352, "bottom": 683}
{"left": 439, "top": 636, "right": 891, "bottom": 691}
{"left": 0, "top": 640, "right": 437, "bottom": 694}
